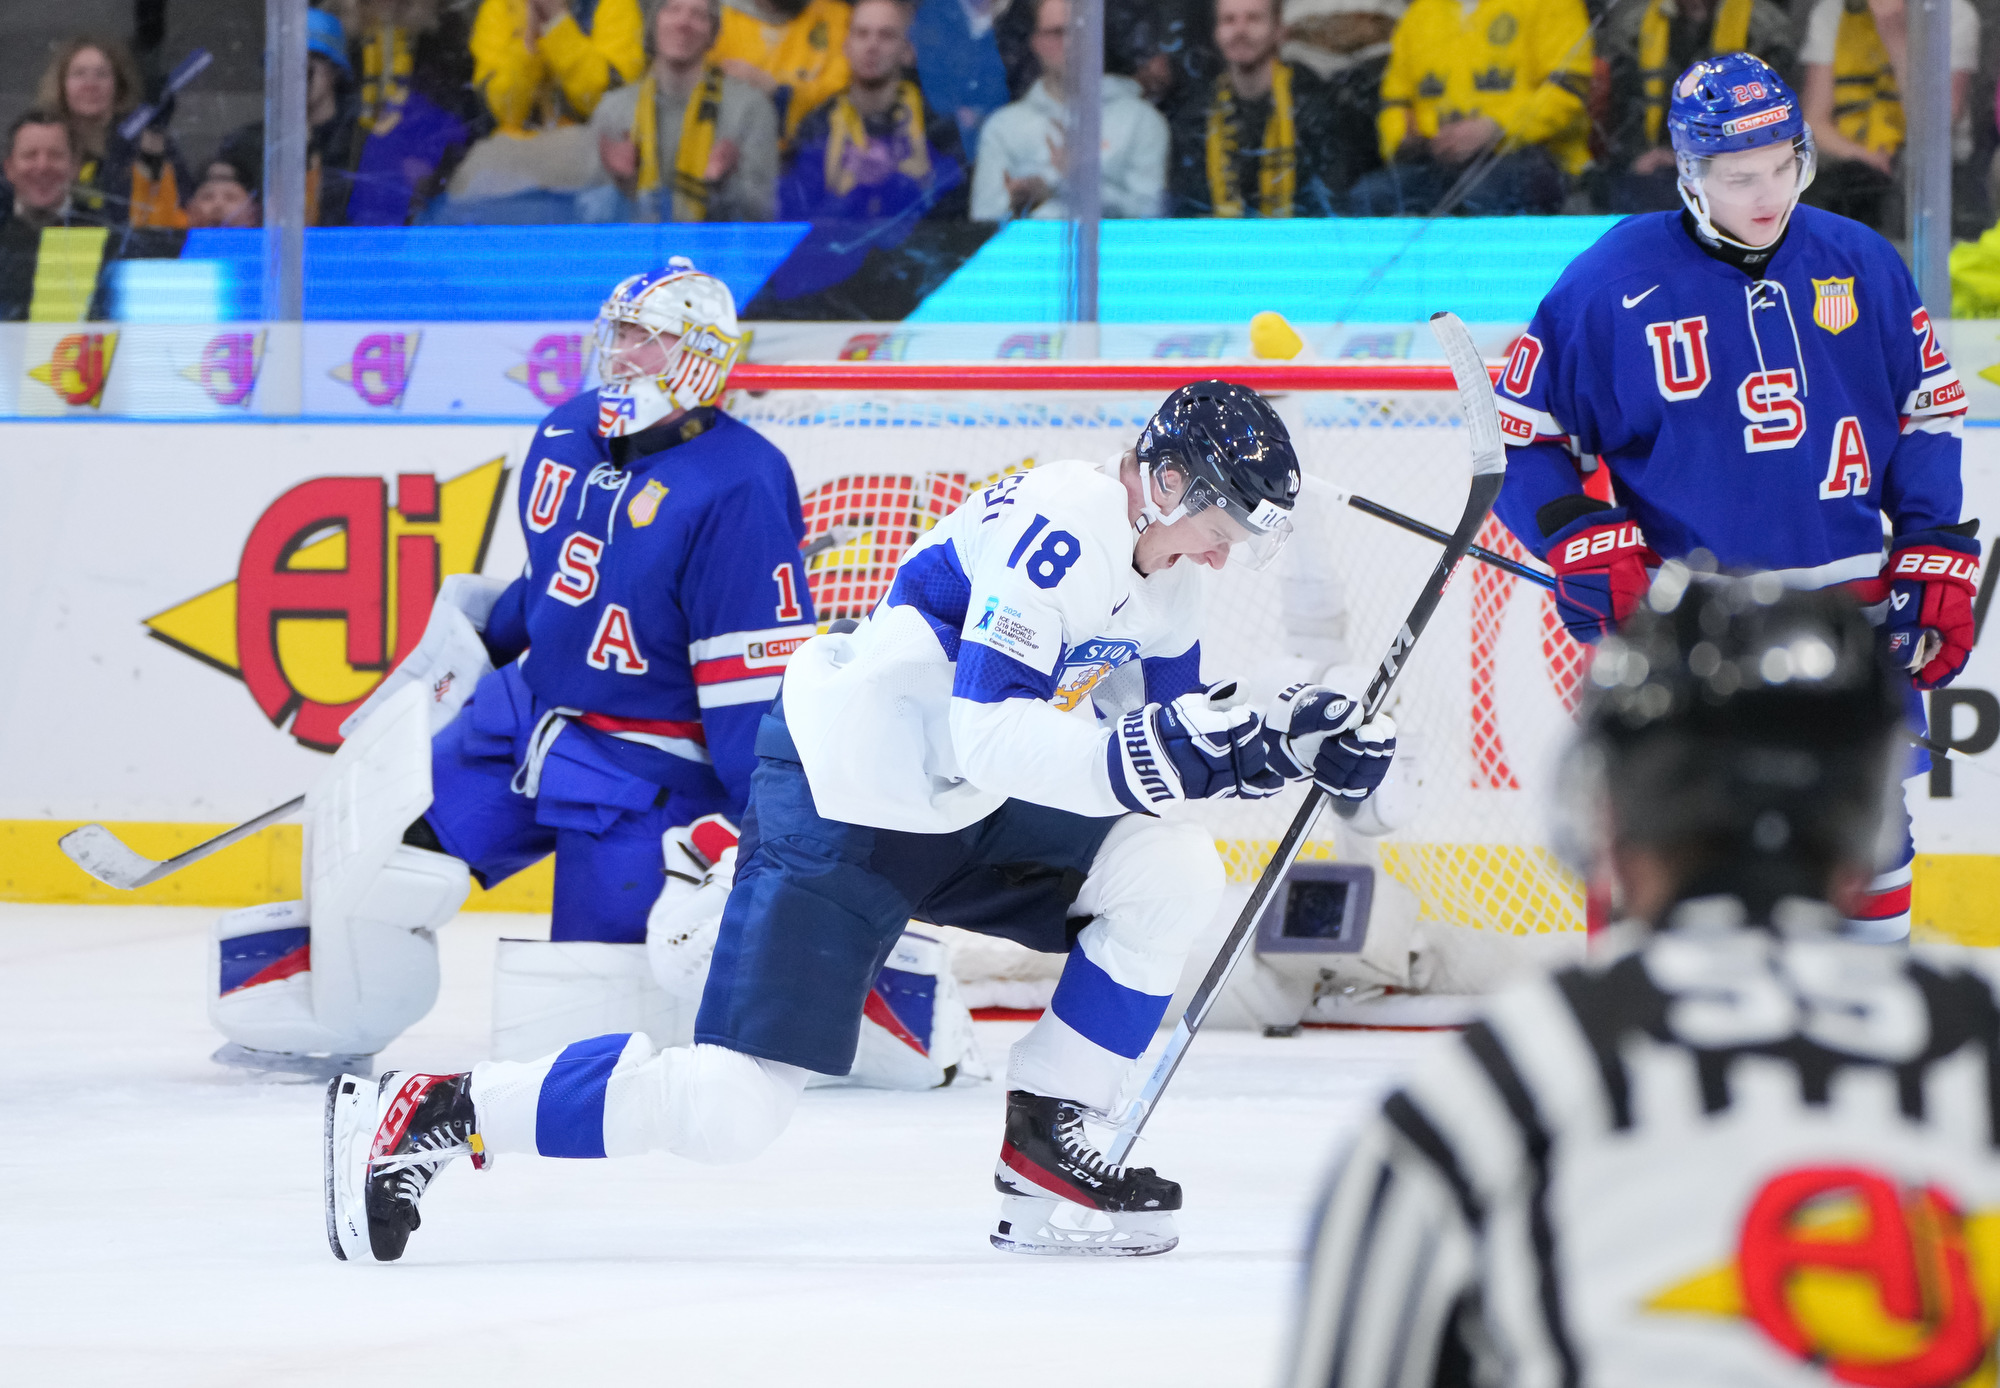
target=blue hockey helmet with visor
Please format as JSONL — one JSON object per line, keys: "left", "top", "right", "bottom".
{"left": 1134, "top": 381, "right": 1300, "bottom": 569}
{"left": 1667, "top": 53, "right": 1816, "bottom": 250}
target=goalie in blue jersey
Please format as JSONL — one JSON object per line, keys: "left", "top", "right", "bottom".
{"left": 1492, "top": 53, "right": 1979, "bottom": 942}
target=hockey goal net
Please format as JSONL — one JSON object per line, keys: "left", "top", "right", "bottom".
{"left": 724, "top": 360, "right": 1589, "bottom": 983}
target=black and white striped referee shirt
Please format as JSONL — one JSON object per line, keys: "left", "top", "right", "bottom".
{"left": 1287, "top": 922, "right": 2000, "bottom": 1388}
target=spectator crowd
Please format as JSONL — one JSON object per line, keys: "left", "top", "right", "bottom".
{"left": 5, "top": 0, "right": 2000, "bottom": 317}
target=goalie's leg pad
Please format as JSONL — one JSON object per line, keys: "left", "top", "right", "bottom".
{"left": 1008, "top": 816, "right": 1223, "bottom": 1113}
{"left": 810, "top": 929, "right": 987, "bottom": 1091}
{"left": 210, "top": 843, "right": 469, "bottom": 1059}
{"left": 472, "top": 1036, "right": 808, "bottom": 1164}
{"left": 491, "top": 939, "right": 692, "bottom": 1062}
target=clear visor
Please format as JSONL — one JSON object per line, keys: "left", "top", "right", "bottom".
{"left": 1170, "top": 473, "right": 1294, "bottom": 570}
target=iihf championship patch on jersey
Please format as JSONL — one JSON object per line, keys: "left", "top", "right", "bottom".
{"left": 1052, "top": 638, "right": 1141, "bottom": 711}
{"left": 627, "top": 478, "right": 668, "bottom": 527}
{"left": 1813, "top": 277, "right": 1858, "bottom": 335}
{"left": 968, "top": 595, "right": 1057, "bottom": 673}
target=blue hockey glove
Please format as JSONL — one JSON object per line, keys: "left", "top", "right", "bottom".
{"left": 1108, "top": 681, "right": 1284, "bottom": 813}
{"left": 1260, "top": 682, "right": 1365, "bottom": 780}
{"left": 1314, "top": 715, "right": 1397, "bottom": 802}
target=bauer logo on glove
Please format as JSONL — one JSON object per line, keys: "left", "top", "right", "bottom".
{"left": 1881, "top": 524, "right": 1982, "bottom": 689}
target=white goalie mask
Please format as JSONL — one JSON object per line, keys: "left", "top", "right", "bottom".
{"left": 592, "top": 257, "right": 745, "bottom": 438}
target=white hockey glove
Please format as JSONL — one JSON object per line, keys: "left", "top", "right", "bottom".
{"left": 1107, "top": 681, "right": 1285, "bottom": 813}
{"left": 338, "top": 574, "right": 512, "bottom": 740}
{"left": 1259, "top": 682, "right": 1365, "bottom": 781}
{"left": 646, "top": 814, "right": 740, "bottom": 1000}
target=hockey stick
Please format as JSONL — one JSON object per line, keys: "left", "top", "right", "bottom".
{"left": 1308, "top": 477, "right": 1552, "bottom": 589}
{"left": 1331, "top": 501, "right": 1988, "bottom": 769}
{"left": 58, "top": 795, "right": 305, "bottom": 891}
{"left": 1104, "top": 312, "right": 1506, "bottom": 1166}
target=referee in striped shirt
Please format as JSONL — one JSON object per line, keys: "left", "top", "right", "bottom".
{"left": 1288, "top": 568, "right": 2000, "bottom": 1388}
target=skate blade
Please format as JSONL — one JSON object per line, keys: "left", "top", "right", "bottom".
{"left": 215, "top": 1041, "right": 371, "bottom": 1084}
{"left": 323, "top": 1074, "right": 376, "bottom": 1263}
{"left": 989, "top": 1194, "right": 1179, "bottom": 1257}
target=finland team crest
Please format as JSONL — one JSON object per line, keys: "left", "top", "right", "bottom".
{"left": 1813, "top": 276, "right": 1858, "bottom": 335}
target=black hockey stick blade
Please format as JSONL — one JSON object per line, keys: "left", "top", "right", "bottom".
{"left": 1104, "top": 312, "right": 1508, "bottom": 1167}
{"left": 58, "top": 795, "right": 305, "bottom": 890}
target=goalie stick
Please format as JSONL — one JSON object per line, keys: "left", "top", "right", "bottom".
{"left": 1105, "top": 311, "right": 1506, "bottom": 1166}
{"left": 59, "top": 795, "right": 305, "bottom": 891}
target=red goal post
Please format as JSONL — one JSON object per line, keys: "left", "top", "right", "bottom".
{"left": 723, "top": 357, "right": 1587, "bottom": 973}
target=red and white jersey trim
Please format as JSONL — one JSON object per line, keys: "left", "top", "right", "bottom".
{"left": 1901, "top": 371, "right": 1968, "bottom": 435}
{"left": 689, "top": 623, "right": 814, "bottom": 709}
{"left": 576, "top": 710, "right": 711, "bottom": 764}
{"left": 1495, "top": 398, "right": 1568, "bottom": 446}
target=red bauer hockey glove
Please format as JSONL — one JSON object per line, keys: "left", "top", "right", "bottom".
{"left": 1883, "top": 526, "right": 1981, "bottom": 688}
{"left": 1543, "top": 506, "right": 1658, "bottom": 644}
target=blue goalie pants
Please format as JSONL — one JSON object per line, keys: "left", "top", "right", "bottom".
{"left": 422, "top": 662, "right": 731, "bottom": 943}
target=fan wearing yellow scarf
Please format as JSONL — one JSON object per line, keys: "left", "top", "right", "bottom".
{"left": 1168, "top": 0, "right": 1341, "bottom": 217}
{"left": 1598, "top": 0, "right": 1795, "bottom": 213}
{"left": 778, "top": 0, "right": 969, "bottom": 223}
{"left": 591, "top": 0, "right": 782, "bottom": 221}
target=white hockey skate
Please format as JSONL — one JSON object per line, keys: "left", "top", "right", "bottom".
{"left": 990, "top": 1090, "right": 1180, "bottom": 1257}
{"left": 324, "top": 1069, "right": 484, "bottom": 1262}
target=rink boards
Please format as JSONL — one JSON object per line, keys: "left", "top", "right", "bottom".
{"left": 0, "top": 417, "right": 1995, "bottom": 943}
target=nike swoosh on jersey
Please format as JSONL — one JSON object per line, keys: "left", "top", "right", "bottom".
{"left": 543, "top": 425, "right": 574, "bottom": 437}
{"left": 1622, "top": 286, "right": 1661, "bottom": 308}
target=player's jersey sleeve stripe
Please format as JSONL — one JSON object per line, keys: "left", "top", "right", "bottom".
{"left": 885, "top": 539, "right": 972, "bottom": 661}
{"left": 1902, "top": 414, "right": 1965, "bottom": 437}
{"left": 688, "top": 623, "right": 817, "bottom": 669}
{"left": 1902, "top": 370, "right": 1968, "bottom": 419}
{"left": 1496, "top": 398, "right": 1568, "bottom": 446}
{"left": 695, "top": 674, "right": 784, "bottom": 708}
{"left": 954, "top": 640, "right": 1059, "bottom": 705}
{"left": 1141, "top": 644, "right": 1203, "bottom": 705}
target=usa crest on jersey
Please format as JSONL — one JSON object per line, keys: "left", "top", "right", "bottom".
{"left": 1813, "top": 276, "right": 1857, "bottom": 334}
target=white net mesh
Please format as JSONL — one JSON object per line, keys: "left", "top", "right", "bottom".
{"left": 731, "top": 384, "right": 1588, "bottom": 972}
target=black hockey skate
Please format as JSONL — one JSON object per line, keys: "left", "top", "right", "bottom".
{"left": 323, "top": 1070, "right": 486, "bottom": 1262}
{"left": 991, "top": 1090, "right": 1180, "bottom": 1256}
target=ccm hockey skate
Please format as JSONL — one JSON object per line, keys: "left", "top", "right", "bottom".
{"left": 991, "top": 1090, "right": 1180, "bottom": 1256}
{"left": 324, "top": 1070, "right": 484, "bottom": 1262}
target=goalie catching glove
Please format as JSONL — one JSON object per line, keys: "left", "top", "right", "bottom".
{"left": 1108, "top": 681, "right": 1285, "bottom": 813}
{"left": 1262, "top": 683, "right": 1398, "bottom": 802}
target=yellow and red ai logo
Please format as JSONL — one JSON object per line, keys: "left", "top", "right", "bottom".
{"left": 26, "top": 330, "right": 118, "bottom": 407}
{"left": 143, "top": 459, "right": 509, "bottom": 750}
{"left": 1648, "top": 1165, "right": 2000, "bottom": 1386}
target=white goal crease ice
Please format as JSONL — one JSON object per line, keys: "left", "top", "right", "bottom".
{"left": 727, "top": 362, "right": 1589, "bottom": 1001}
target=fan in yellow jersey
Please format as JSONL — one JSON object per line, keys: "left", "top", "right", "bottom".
{"left": 711, "top": 0, "right": 853, "bottom": 140}
{"left": 471, "top": 0, "right": 645, "bottom": 133}
{"left": 1348, "top": 0, "right": 1592, "bottom": 215}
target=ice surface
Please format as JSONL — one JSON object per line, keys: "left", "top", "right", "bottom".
{"left": 0, "top": 904, "right": 1444, "bottom": 1387}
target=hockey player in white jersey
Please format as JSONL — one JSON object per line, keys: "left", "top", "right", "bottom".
{"left": 1287, "top": 569, "right": 2000, "bottom": 1388}
{"left": 324, "top": 382, "right": 1399, "bottom": 1262}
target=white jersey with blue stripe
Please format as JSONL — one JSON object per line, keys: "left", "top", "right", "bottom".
{"left": 781, "top": 458, "right": 1207, "bottom": 834}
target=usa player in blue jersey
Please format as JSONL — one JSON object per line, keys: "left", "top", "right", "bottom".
{"left": 1492, "top": 54, "right": 1980, "bottom": 943}
{"left": 208, "top": 261, "right": 820, "bottom": 1075}
{"left": 322, "top": 383, "right": 1401, "bottom": 1262}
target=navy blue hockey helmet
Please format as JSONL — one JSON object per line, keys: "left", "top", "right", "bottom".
{"left": 1135, "top": 381, "right": 1300, "bottom": 568}
{"left": 1667, "top": 53, "right": 1816, "bottom": 247}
